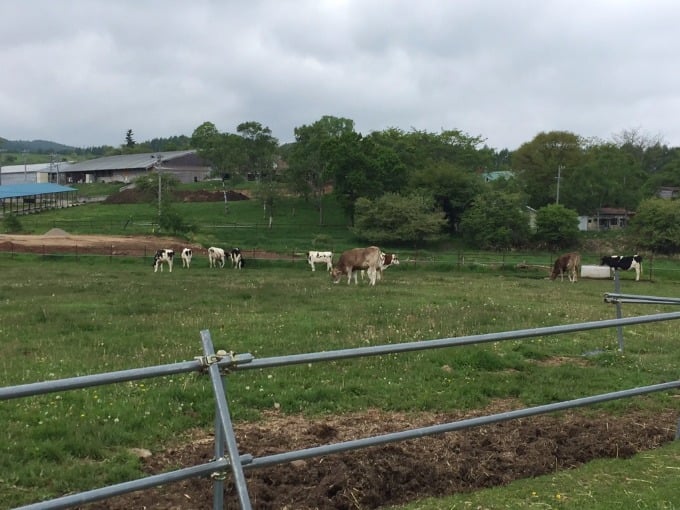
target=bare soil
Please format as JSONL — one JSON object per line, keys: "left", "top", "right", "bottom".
{"left": 80, "top": 406, "right": 677, "bottom": 510}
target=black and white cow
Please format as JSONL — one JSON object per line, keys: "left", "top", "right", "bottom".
{"left": 181, "top": 248, "right": 193, "bottom": 268}
{"left": 153, "top": 249, "right": 174, "bottom": 273}
{"left": 600, "top": 254, "right": 643, "bottom": 281}
{"left": 307, "top": 251, "right": 333, "bottom": 272}
{"left": 230, "top": 248, "right": 244, "bottom": 269}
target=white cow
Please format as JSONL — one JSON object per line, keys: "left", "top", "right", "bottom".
{"left": 307, "top": 251, "right": 333, "bottom": 272}
{"left": 181, "top": 248, "right": 193, "bottom": 268}
{"left": 208, "top": 247, "right": 226, "bottom": 268}
{"left": 362, "top": 252, "right": 399, "bottom": 281}
{"left": 153, "top": 249, "right": 174, "bottom": 273}
{"left": 331, "top": 246, "right": 382, "bottom": 286}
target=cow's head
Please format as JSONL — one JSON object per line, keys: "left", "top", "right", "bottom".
{"left": 330, "top": 268, "right": 344, "bottom": 283}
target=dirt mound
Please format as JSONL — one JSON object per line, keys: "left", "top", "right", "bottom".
{"left": 103, "top": 189, "right": 250, "bottom": 204}
{"left": 86, "top": 407, "right": 676, "bottom": 510}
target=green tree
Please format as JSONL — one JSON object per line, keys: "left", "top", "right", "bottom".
{"left": 533, "top": 204, "right": 580, "bottom": 251}
{"left": 409, "top": 162, "right": 483, "bottom": 232}
{"left": 125, "top": 129, "right": 136, "bottom": 148}
{"left": 629, "top": 198, "right": 680, "bottom": 254}
{"left": 459, "top": 190, "right": 531, "bottom": 250}
{"left": 287, "top": 116, "right": 356, "bottom": 224}
{"left": 512, "top": 131, "right": 583, "bottom": 209}
{"left": 352, "top": 193, "right": 447, "bottom": 246}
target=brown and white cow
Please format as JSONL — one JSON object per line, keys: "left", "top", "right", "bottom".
{"left": 153, "top": 249, "right": 174, "bottom": 273}
{"left": 331, "top": 246, "right": 382, "bottom": 286}
{"left": 550, "top": 252, "right": 580, "bottom": 283}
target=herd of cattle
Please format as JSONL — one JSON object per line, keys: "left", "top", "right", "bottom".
{"left": 152, "top": 245, "right": 400, "bottom": 285}
{"left": 153, "top": 245, "right": 642, "bottom": 283}
{"left": 550, "top": 252, "right": 643, "bottom": 282}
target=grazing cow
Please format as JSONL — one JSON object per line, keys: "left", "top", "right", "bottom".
{"left": 361, "top": 252, "right": 400, "bottom": 281}
{"left": 307, "top": 251, "right": 333, "bottom": 272}
{"left": 600, "top": 254, "right": 643, "bottom": 281}
{"left": 550, "top": 252, "right": 581, "bottom": 283}
{"left": 153, "top": 249, "right": 174, "bottom": 273}
{"left": 181, "top": 248, "right": 193, "bottom": 268}
{"left": 230, "top": 248, "right": 244, "bottom": 269}
{"left": 208, "top": 247, "right": 226, "bottom": 268}
{"left": 331, "top": 246, "right": 382, "bottom": 286}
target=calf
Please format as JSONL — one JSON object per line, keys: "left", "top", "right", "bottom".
{"left": 600, "top": 254, "right": 643, "bottom": 281}
{"left": 208, "top": 247, "right": 226, "bottom": 268}
{"left": 307, "top": 251, "right": 333, "bottom": 272}
{"left": 153, "top": 249, "right": 174, "bottom": 273}
{"left": 331, "top": 246, "right": 382, "bottom": 286}
{"left": 230, "top": 248, "right": 244, "bottom": 269}
{"left": 361, "top": 252, "right": 400, "bottom": 281}
{"left": 550, "top": 252, "right": 580, "bottom": 283}
{"left": 181, "top": 248, "right": 193, "bottom": 268}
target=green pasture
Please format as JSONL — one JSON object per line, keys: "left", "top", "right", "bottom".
{"left": 1, "top": 254, "right": 680, "bottom": 508}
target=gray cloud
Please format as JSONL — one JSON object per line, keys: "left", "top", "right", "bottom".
{"left": 2, "top": 0, "right": 679, "bottom": 150}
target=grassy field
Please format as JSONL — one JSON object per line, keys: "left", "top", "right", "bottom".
{"left": 2, "top": 185, "right": 680, "bottom": 508}
{"left": 1, "top": 252, "right": 680, "bottom": 508}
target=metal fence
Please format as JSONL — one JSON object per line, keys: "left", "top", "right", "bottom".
{"left": 3, "top": 302, "right": 680, "bottom": 509}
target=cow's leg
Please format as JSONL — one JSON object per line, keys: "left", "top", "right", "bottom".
{"left": 310, "top": 262, "right": 315, "bottom": 271}
{"left": 169, "top": 261, "right": 173, "bottom": 273}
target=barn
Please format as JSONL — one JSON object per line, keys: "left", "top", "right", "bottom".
{"left": 62, "top": 150, "right": 211, "bottom": 184}
{"left": 0, "top": 183, "right": 78, "bottom": 215}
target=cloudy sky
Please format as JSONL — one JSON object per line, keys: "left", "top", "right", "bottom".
{"left": 2, "top": 1, "right": 679, "bottom": 151}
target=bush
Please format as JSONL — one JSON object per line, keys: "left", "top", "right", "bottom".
{"left": 3, "top": 213, "right": 22, "bottom": 233}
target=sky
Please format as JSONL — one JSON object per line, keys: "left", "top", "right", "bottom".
{"left": 2, "top": 1, "right": 680, "bottom": 151}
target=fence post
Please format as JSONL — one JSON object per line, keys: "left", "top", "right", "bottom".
{"left": 614, "top": 272, "right": 624, "bottom": 352}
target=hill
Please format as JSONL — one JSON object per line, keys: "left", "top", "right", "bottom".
{"left": 0, "top": 138, "right": 76, "bottom": 153}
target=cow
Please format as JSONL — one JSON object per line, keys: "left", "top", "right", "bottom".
{"left": 361, "top": 252, "right": 400, "bottom": 281}
{"left": 550, "top": 252, "right": 580, "bottom": 283}
{"left": 181, "top": 248, "right": 193, "bottom": 268}
{"left": 208, "top": 247, "right": 226, "bottom": 268}
{"left": 230, "top": 248, "right": 244, "bottom": 269}
{"left": 331, "top": 246, "right": 382, "bottom": 286}
{"left": 153, "top": 249, "right": 174, "bottom": 273}
{"left": 600, "top": 254, "right": 643, "bottom": 281}
{"left": 307, "top": 251, "right": 333, "bottom": 272}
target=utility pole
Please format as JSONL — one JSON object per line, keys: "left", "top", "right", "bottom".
{"left": 556, "top": 165, "right": 563, "bottom": 204}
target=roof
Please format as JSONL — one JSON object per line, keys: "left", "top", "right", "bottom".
{"left": 0, "top": 183, "right": 77, "bottom": 199}
{"left": 1, "top": 162, "right": 73, "bottom": 175}
{"left": 65, "top": 151, "right": 197, "bottom": 173}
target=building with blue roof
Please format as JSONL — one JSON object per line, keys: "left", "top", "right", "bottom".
{"left": 0, "top": 183, "right": 77, "bottom": 216}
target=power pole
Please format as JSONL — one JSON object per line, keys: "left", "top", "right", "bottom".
{"left": 556, "top": 165, "right": 563, "bottom": 204}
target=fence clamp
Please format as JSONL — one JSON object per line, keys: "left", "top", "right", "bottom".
{"left": 195, "top": 350, "right": 238, "bottom": 373}
{"left": 209, "top": 458, "right": 229, "bottom": 481}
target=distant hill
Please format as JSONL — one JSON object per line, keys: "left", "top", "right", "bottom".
{"left": 0, "top": 138, "right": 76, "bottom": 153}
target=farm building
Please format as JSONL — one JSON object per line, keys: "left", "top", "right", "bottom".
{"left": 578, "top": 207, "right": 635, "bottom": 231}
{"left": 0, "top": 162, "right": 72, "bottom": 185}
{"left": 0, "top": 183, "right": 77, "bottom": 216}
{"left": 63, "top": 150, "right": 211, "bottom": 184}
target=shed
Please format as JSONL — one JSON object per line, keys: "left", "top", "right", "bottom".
{"left": 0, "top": 183, "right": 78, "bottom": 216}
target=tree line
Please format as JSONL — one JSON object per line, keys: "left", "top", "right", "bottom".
{"left": 186, "top": 117, "right": 680, "bottom": 253}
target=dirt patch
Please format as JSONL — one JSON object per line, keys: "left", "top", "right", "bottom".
{"left": 0, "top": 232, "right": 203, "bottom": 258}
{"left": 103, "top": 189, "right": 250, "bottom": 204}
{"left": 80, "top": 407, "right": 677, "bottom": 510}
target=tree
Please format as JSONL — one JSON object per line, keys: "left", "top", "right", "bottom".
{"left": 409, "top": 162, "right": 482, "bottom": 232}
{"left": 125, "top": 129, "right": 136, "bottom": 148}
{"left": 287, "top": 116, "right": 357, "bottom": 224}
{"left": 512, "top": 131, "right": 583, "bottom": 209}
{"left": 352, "top": 193, "right": 447, "bottom": 246}
{"left": 533, "top": 204, "right": 580, "bottom": 251}
{"left": 629, "top": 198, "right": 680, "bottom": 254}
{"left": 459, "top": 190, "right": 531, "bottom": 250}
